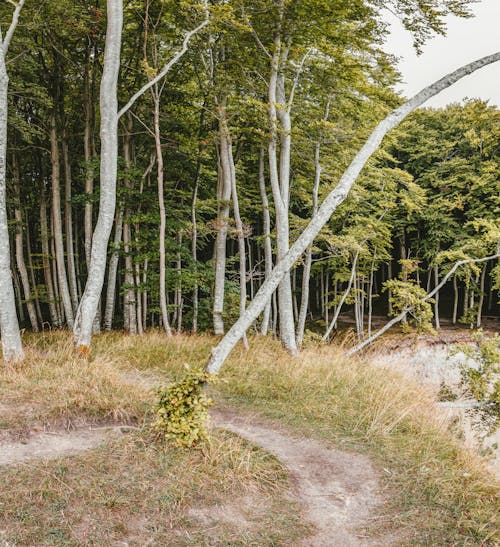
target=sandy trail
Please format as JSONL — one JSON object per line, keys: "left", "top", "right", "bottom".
{"left": 1, "top": 371, "right": 392, "bottom": 545}
{"left": 212, "top": 408, "right": 388, "bottom": 546}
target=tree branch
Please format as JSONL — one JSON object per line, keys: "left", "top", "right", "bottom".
{"left": 348, "top": 253, "right": 500, "bottom": 355}
{"left": 2, "top": 0, "right": 25, "bottom": 55}
{"left": 117, "top": 8, "right": 209, "bottom": 119}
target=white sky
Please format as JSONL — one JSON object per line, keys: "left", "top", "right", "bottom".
{"left": 382, "top": 0, "right": 500, "bottom": 107}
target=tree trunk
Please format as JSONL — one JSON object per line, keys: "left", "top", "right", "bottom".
{"left": 434, "top": 264, "right": 440, "bottom": 330}
{"left": 62, "top": 127, "right": 79, "bottom": 312}
{"left": 50, "top": 112, "right": 74, "bottom": 328}
{"left": 0, "top": 48, "right": 23, "bottom": 359}
{"left": 13, "top": 152, "right": 39, "bottom": 331}
{"left": 40, "top": 181, "right": 60, "bottom": 326}
{"left": 103, "top": 206, "right": 123, "bottom": 331}
{"left": 74, "top": 0, "right": 123, "bottom": 352}
{"left": 258, "top": 146, "right": 273, "bottom": 336}
{"left": 476, "top": 265, "right": 486, "bottom": 328}
{"left": 323, "top": 252, "right": 359, "bottom": 341}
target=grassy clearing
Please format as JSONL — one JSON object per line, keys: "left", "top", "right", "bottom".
{"left": 1, "top": 331, "right": 499, "bottom": 545}
{"left": 0, "top": 332, "right": 150, "bottom": 437}
{"left": 0, "top": 430, "right": 308, "bottom": 546}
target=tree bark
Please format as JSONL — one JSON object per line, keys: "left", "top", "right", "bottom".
{"left": 13, "top": 153, "right": 39, "bottom": 331}
{"left": 103, "top": 206, "right": 123, "bottom": 331}
{"left": 0, "top": 23, "right": 23, "bottom": 359}
{"left": 74, "top": 0, "right": 123, "bottom": 352}
{"left": 258, "top": 145, "right": 273, "bottom": 335}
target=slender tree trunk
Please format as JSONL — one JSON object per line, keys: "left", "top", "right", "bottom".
{"left": 62, "top": 127, "right": 79, "bottom": 312}
{"left": 103, "top": 206, "right": 123, "bottom": 331}
{"left": 13, "top": 153, "right": 39, "bottom": 331}
{"left": 50, "top": 112, "right": 74, "bottom": 328}
{"left": 224, "top": 113, "right": 248, "bottom": 349}
{"left": 212, "top": 104, "right": 232, "bottom": 335}
{"left": 476, "top": 265, "right": 486, "bottom": 328}
{"left": 297, "top": 140, "right": 322, "bottom": 346}
{"left": 123, "top": 115, "right": 136, "bottom": 335}
{"left": 258, "top": 146, "right": 273, "bottom": 335}
{"left": 83, "top": 64, "right": 94, "bottom": 270}
{"left": 25, "top": 208, "right": 43, "bottom": 324}
{"left": 151, "top": 88, "right": 172, "bottom": 336}
{"left": 323, "top": 252, "right": 359, "bottom": 341}
{"left": 74, "top": 0, "right": 123, "bottom": 352}
{"left": 434, "top": 264, "right": 440, "bottom": 330}
{"left": 452, "top": 275, "right": 459, "bottom": 324}
{"left": 40, "top": 181, "right": 59, "bottom": 326}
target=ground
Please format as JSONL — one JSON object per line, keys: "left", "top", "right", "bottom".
{"left": 0, "top": 331, "right": 498, "bottom": 545}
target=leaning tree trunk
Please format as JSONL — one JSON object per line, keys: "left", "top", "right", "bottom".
{"left": 74, "top": 0, "right": 123, "bottom": 352}
{"left": 206, "top": 52, "right": 500, "bottom": 373}
{"left": 0, "top": 30, "right": 23, "bottom": 360}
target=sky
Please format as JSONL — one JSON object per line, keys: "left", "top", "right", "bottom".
{"left": 382, "top": 0, "right": 500, "bottom": 107}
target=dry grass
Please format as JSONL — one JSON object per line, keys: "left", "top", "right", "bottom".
{"left": 0, "top": 332, "right": 151, "bottom": 437}
{"left": 0, "top": 429, "right": 309, "bottom": 546}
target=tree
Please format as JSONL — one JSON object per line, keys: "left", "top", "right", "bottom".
{"left": 0, "top": 0, "right": 25, "bottom": 361}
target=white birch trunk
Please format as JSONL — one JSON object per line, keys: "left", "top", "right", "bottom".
{"left": 206, "top": 52, "right": 500, "bottom": 373}
{"left": 0, "top": 9, "right": 24, "bottom": 360}
{"left": 73, "top": 0, "right": 123, "bottom": 352}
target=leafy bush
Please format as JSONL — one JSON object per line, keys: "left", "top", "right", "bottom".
{"left": 154, "top": 365, "right": 214, "bottom": 447}
{"left": 455, "top": 332, "right": 500, "bottom": 431}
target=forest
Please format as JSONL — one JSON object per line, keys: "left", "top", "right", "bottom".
{"left": 0, "top": 0, "right": 497, "bottom": 366}
{"left": 0, "top": 1, "right": 499, "bottom": 545}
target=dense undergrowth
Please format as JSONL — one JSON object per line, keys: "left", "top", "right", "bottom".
{"left": 1, "top": 331, "right": 499, "bottom": 545}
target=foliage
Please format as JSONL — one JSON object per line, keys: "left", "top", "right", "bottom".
{"left": 384, "top": 279, "right": 434, "bottom": 333}
{"left": 154, "top": 365, "right": 215, "bottom": 447}
{"left": 455, "top": 332, "right": 500, "bottom": 430}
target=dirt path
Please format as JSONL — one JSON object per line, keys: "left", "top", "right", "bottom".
{"left": 212, "top": 408, "right": 388, "bottom": 546}
{"left": 1, "top": 371, "right": 392, "bottom": 545}
{"left": 0, "top": 426, "right": 129, "bottom": 467}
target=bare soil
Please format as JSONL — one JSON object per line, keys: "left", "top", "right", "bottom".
{"left": 211, "top": 407, "right": 392, "bottom": 546}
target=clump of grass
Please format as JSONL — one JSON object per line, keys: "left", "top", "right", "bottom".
{"left": 0, "top": 431, "right": 310, "bottom": 546}
{"left": 0, "top": 334, "right": 151, "bottom": 435}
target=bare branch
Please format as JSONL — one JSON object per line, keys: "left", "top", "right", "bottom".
{"left": 118, "top": 9, "right": 209, "bottom": 119}
{"left": 2, "top": 0, "right": 25, "bottom": 55}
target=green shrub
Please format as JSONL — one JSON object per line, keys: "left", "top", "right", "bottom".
{"left": 154, "top": 365, "right": 214, "bottom": 447}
